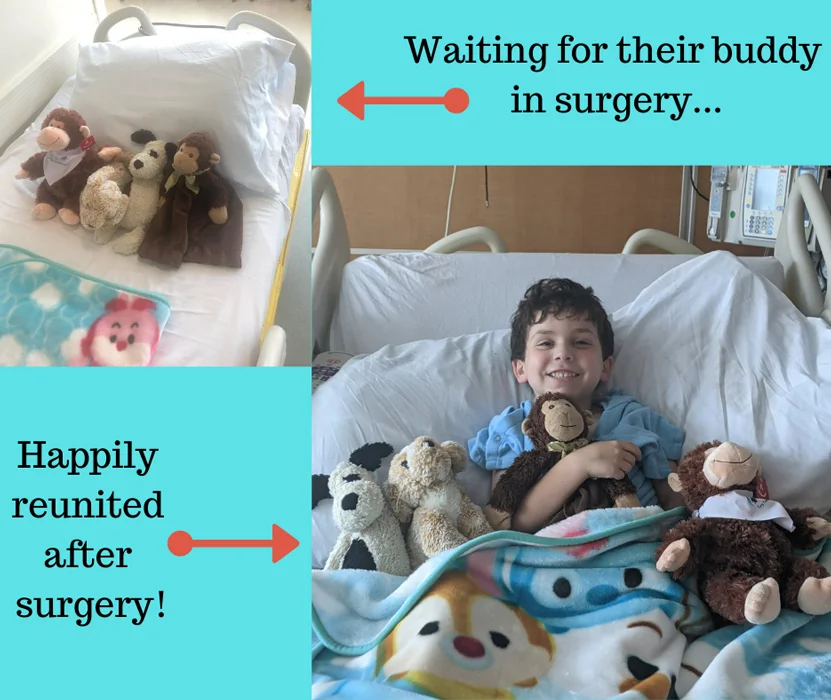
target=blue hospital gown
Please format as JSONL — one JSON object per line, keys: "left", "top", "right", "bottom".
{"left": 468, "top": 389, "right": 684, "bottom": 507}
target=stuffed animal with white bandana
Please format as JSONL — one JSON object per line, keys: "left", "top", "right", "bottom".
{"left": 656, "top": 440, "right": 831, "bottom": 625}
{"left": 16, "top": 108, "right": 121, "bottom": 226}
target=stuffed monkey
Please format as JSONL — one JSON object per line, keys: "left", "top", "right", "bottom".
{"left": 16, "top": 108, "right": 120, "bottom": 225}
{"left": 484, "top": 392, "right": 640, "bottom": 531}
{"left": 161, "top": 132, "right": 229, "bottom": 225}
{"left": 655, "top": 441, "right": 831, "bottom": 625}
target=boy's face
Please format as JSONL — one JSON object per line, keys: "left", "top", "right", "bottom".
{"left": 512, "top": 312, "right": 612, "bottom": 409}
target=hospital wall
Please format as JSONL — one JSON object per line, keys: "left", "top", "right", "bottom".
{"left": 317, "top": 166, "right": 764, "bottom": 256}
{"left": 0, "top": 0, "right": 98, "bottom": 152}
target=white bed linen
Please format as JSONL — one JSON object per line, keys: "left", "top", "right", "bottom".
{"left": 0, "top": 79, "right": 305, "bottom": 366}
{"left": 329, "top": 253, "right": 785, "bottom": 356}
{"left": 312, "top": 252, "right": 831, "bottom": 568}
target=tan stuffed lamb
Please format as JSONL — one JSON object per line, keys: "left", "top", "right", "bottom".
{"left": 384, "top": 437, "right": 492, "bottom": 569}
{"left": 79, "top": 163, "right": 132, "bottom": 236}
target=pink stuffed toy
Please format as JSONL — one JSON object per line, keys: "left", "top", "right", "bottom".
{"left": 76, "top": 295, "right": 161, "bottom": 366}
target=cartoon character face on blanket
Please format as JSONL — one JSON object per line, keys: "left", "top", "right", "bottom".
{"left": 547, "top": 608, "right": 683, "bottom": 699}
{"left": 78, "top": 295, "right": 160, "bottom": 367}
{"left": 460, "top": 541, "right": 701, "bottom": 698}
{"left": 374, "top": 570, "right": 555, "bottom": 699}
{"left": 511, "top": 560, "right": 683, "bottom": 627}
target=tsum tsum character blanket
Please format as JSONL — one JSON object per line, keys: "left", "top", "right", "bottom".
{"left": 0, "top": 245, "right": 169, "bottom": 366}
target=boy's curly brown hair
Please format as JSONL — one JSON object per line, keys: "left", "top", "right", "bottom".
{"left": 510, "top": 278, "right": 614, "bottom": 361}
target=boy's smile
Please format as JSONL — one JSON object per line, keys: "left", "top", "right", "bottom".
{"left": 512, "top": 313, "right": 612, "bottom": 409}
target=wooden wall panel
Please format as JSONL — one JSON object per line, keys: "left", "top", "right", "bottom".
{"left": 314, "top": 166, "right": 764, "bottom": 257}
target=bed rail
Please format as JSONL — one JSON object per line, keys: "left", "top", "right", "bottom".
{"left": 258, "top": 326, "right": 287, "bottom": 366}
{"left": 622, "top": 229, "right": 704, "bottom": 255}
{"left": 775, "top": 173, "right": 831, "bottom": 324}
{"left": 93, "top": 6, "right": 157, "bottom": 41}
{"left": 311, "top": 168, "right": 350, "bottom": 356}
{"left": 93, "top": 6, "right": 310, "bottom": 111}
{"left": 424, "top": 227, "right": 508, "bottom": 253}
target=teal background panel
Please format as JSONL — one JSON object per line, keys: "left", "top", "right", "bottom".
{"left": 313, "top": 0, "right": 831, "bottom": 165}
{"left": 1, "top": 368, "right": 311, "bottom": 699}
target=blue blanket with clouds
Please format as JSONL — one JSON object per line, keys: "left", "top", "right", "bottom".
{"left": 312, "top": 507, "right": 831, "bottom": 699}
{"left": 0, "top": 244, "right": 169, "bottom": 366}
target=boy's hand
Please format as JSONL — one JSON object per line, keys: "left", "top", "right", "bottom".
{"left": 576, "top": 441, "right": 641, "bottom": 480}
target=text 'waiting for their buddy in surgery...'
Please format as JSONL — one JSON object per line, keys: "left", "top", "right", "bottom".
{"left": 404, "top": 34, "right": 821, "bottom": 122}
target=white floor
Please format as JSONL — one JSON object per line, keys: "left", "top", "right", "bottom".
{"left": 103, "top": 0, "right": 312, "bottom": 366}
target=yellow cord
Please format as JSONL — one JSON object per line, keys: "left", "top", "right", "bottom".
{"left": 260, "top": 129, "right": 310, "bottom": 345}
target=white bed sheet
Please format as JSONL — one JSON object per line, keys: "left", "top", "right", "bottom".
{"left": 0, "top": 78, "right": 305, "bottom": 366}
{"left": 329, "top": 253, "right": 786, "bottom": 356}
{"left": 312, "top": 252, "right": 831, "bottom": 568}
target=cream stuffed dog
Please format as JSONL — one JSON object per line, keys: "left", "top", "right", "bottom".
{"left": 93, "top": 129, "right": 177, "bottom": 255}
{"left": 384, "top": 437, "right": 492, "bottom": 569}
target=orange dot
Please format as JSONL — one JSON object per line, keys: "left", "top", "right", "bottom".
{"left": 168, "top": 530, "right": 193, "bottom": 556}
{"left": 444, "top": 88, "right": 469, "bottom": 114}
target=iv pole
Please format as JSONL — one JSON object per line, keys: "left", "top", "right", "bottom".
{"left": 678, "top": 166, "right": 697, "bottom": 244}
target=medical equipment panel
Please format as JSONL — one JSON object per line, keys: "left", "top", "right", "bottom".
{"left": 706, "top": 166, "right": 728, "bottom": 239}
{"left": 706, "top": 165, "right": 827, "bottom": 249}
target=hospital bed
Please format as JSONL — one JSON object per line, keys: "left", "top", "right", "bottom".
{"left": 310, "top": 166, "right": 831, "bottom": 697}
{"left": 0, "top": 6, "right": 310, "bottom": 366}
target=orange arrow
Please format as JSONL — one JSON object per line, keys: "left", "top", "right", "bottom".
{"left": 168, "top": 524, "right": 299, "bottom": 563}
{"left": 338, "top": 81, "right": 469, "bottom": 120}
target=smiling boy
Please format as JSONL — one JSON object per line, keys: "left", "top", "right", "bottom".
{"left": 469, "top": 278, "right": 685, "bottom": 533}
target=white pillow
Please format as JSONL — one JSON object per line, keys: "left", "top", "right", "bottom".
{"left": 610, "top": 251, "right": 831, "bottom": 510}
{"left": 329, "top": 253, "right": 786, "bottom": 356}
{"left": 69, "top": 31, "right": 296, "bottom": 197}
{"left": 311, "top": 252, "right": 831, "bottom": 568}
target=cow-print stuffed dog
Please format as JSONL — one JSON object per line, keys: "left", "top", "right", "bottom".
{"left": 312, "top": 442, "right": 411, "bottom": 577}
